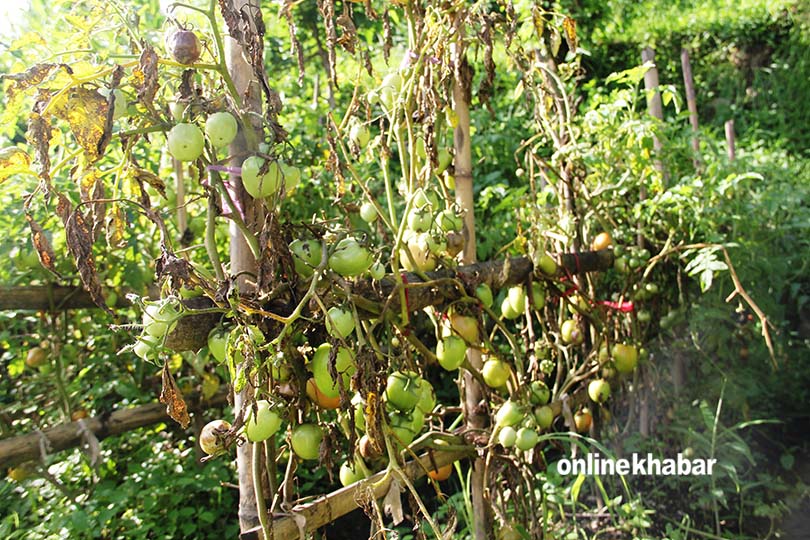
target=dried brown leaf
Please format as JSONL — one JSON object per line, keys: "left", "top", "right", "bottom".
{"left": 160, "top": 361, "right": 190, "bottom": 428}
{"left": 25, "top": 213, "right": 61, "bottom": 278}
{"left": 127, "top": 163, "right": 166, "bottom": 198}
{"left": 64, "top": 208, "right": 112, "bottom": 314}
{"left": 27, "top": 91, "right": 53, "bottom": 187}
{"left": 2, "top": 63, "right": 58, "bottom": 100}
{"left": 562, "top": 17, "right": 578, "bottom": 53}
{"left": 134, "top": 46, "right": 159, "bottom": 110}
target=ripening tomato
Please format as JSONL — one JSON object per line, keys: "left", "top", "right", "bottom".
{"left": 591, "top": 232, "right": 613, "bottom": 251}
{"left": 200, "top": 419, "right": 231, "bottom": 455}
{"left": 612, "top": 343, "right": 639, "bottom": 373}
{"left": 482, "top": 358, "right": 511, "bottom": 388}
{"left": 560, "top": 319, "right": 583, "bottom": 345}
{"left": 427, "top": 463, "right": 453, "bottom": 481}
{"left": 306, "top": 378, "right": 341, "bottom": 410}
{"left": 587, "top": 379, "right": 611, "bottom": 403}
{"left": 291, "top": 423, "right": 323, "bottom": 460}
{"left": 574, "top": 409, "right": 593, "bottom": 433}
{"left": 310, "top": 343, "right": 356, "bottom": 399}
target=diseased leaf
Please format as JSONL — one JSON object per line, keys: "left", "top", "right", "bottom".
{"left": 25, "top": 213, "right": 61, "bottom": 278}
{"left": 106, "top": 203, "right": 128, "bottom": 249}
{"left": 562, "top": 16, "right": 578, "bottom": 52}
{"left": 63, "top": 208, "right": 112, "bottom": 314}
{"left": 160, "top": 361, "right": 190, "bottom": 428}
{"left": 27, "top": 92, "right": 54, "bottom": 186}
{"left": 0, "top": 147, "right": 34, "bottom": 184}
{"left": 1, "top": 63, "right": 58, "bottom": 100}
{"left": 127, "top": 162, "right": 166, "bottom": 198}
{"left": 48, "top": 87, "right": 108, "bottom": 162}
{"left": 134, "top": 45, "right": 159, "bottom": 110}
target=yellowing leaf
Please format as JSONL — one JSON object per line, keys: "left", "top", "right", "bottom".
{"left": 0, "top": 147, "right": 33, "bottom": 184}
{"left": 48, "top": 87, "right": 108, "bottom": 162}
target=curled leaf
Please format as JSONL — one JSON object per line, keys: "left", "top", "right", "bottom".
{"left": 160, "top": 361, "right": 190, "bottom": 428}
{"left": 0, "top": 147, "right": 33, "bottom": 184}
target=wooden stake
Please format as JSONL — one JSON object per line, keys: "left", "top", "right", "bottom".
{"left": 725, "top": 119, "right": 736, "bottom": 161}
{"left": 680, "top": 47, "right": 701, "bottom": 166}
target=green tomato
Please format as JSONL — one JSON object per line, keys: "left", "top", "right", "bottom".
{"left": 385, "top": 370, "right": 422, "bottom": 412}
{"left": 241, "top": 156, "right": 282, "bottom": 199}
{"left": 436, "top": 336, "right": 466, "bottom": 371}
{"left": 360, "top": 201, "right": 378, "bottom": 223}
{"left": 529, "top": 380, "right": 550, "bottom": 405}
{"left": 389, "top": 409, "right": 422, "bottom": 446}
{"left": 507, "top": 286, "right": 527, "bottom": 314}
{"left": 167, "top": 123, "right": 204, "bottom": 162}
{"left": 475, "top": 283, "right": 493, "bottom": 309}
{"left": 407, "top": 207, "right": 432, "bottom": 232}
{"left": 515, "top": 427, "right": 539, "bottom": 451}
{"left": 369, "top": 261, "right": 386, "bottom": 280}
{"left": 133, "top": 333, "right": 160, "bottom": 360}
{"left": 588, "top": 379, "right": 611, "bottom": 404}
{"left": 291, "top": 423, "right": 323, "bottom": 460}
{"left": 500, "top": 296, "right": 520, "bottom": 320}
{"left": 208, "top": 327, "right": 229, "bottom": 363}
{"left": 349, "top": 123, "right": 371, "bottom": 148}
{"left": 612, "top": 343, "right": 639, "bottom": 373}
{"left": 436, "top": 209, "right": 462, "bottom": 232}
{"left": 352, "top": 393, "right": 366, "bottom": 432}
{"left": 143, "top": 300, "right": 179, "bottom": 338}
{"left": 495, "top": 400, "right": 523, "bottom": 427}
{"left": 534, "top": 405, "right": 554, "bottom": 429}
{"left": 436, "top": 148, "right": 453, "bottom": 174}
{"left": 290, "top": 239, "right": 323, "bottom": 278}
{"left": 560, "top": 319, "right": 583, "bottom": 345}
{"left": 281, "top": 164, "right": 301, "bottom": 193}
{"left": 325, "top": 306, "right": 355, "bottom": 339}
{"left": 537, "top": 254, "right": 557, "bottom": 276}
{"left": 481, "top": 358, "right": 512, "bottom": 388}
{"left": 329, "top": 238, "right": 373, "bottom": 277}
{"left": 415, "top": 378, "right": 436, "bottom": 414}
{"left": 339, "top": 459, "right": 369, "bottom": 486}
{"left": 531, "top": 282, "right": 546, "bottom": 310}
{"left": 498, "top": 425, "right": 517, "bottom": 448}
{"left": 245, "top": 400, "right": 282, "bottom": 442}
{"left": 205, "top": 112, "right": 238, "bottom": 148}
{"left": 311, "top": 343, "right": 356, "bottom": 399}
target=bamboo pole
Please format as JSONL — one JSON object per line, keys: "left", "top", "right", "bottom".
{"left": 0, "top": 391, "right": 228, "bottom": 469}
{"left": 680, "top": 47, "right": 701, "bottom": 166}
{"left": 725, "top": 119, "right": 736, "bottom": 161}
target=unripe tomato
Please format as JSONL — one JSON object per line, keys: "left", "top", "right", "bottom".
{"left": 339, "top": 459, "right": 369, "bottom": 486}
{"left": 167, "top": 29, "right": 201, "bottom": 64}
{"left": 143, "top": 300, "right": 179, "bottom": 338}
{"left": 515, "top": 427, "right": 539, "bottom": 451}
{"left": 560, "top": 319, "right": 583, "bottom": 345}
{"left": 385, "top": 370, "right": 422, "bottom": 411}
{"left": 349, "top": 123, "right": 371, "bottom": 148}
{"left": 311, "top": 343, "right": 356, "bottom": 399}
{"left": 537, "top": 254, "right": 557, "bottom": 276}
{"left": 588, "top": 379, "right": 611, "bottom": 403}
{"left": 359, "top": 201, "right": 378, "bottom": 223}
{"left": 498, "top": 425, "right": 517, "bottom": 447}
{"left": 25, "top": 346, "right": 47, "bottom": 368}
{"left": 329, "top": 238, "right": 373, "bottom": 277}
{"left": 207, "top": 327, "right": 228, "bottom": 363}
{"left": 436, "top": 336, "right": 466, "bottom": 371}
{"left": 351, "top": 393, "right": 366, "bottom": 431}
{"left": 475, "top": 283, "right": 493, "bottom": 309}
{"left": 612, "top": 343, "right": 639, "bottom": 373}
{"left": 133, "top": 333, "right": 161, "bottom": 360}
{"left": 325, "top": 306, "right": 355, "bottom": 339}
{"left": 369, "top": 261, "right": 386, "bottom": 280}
{"left": 482, "top": 358, "right": 511, "bottom": 388}
{"left": 500, "top": 297, "right": 520, "bottom": 320}
{"left": 289, "top": 239, "right": 323, "bottom": 278}
{"left": 495, "top": 400, "right": 523, "bottom": 427}
{"left": 291, "top": 423, "right": 323, "bottom": 460}
{"left": 531, "top": 282, "right": 546, "bottom": 310}
{"left": 389, "top": 409, "right": 423, "bottom": 446}
{"left": 415, "top": 378, "right": 436, "bottom": 414}
{"left": 591, "top": 232, "right": 613, "bottom": 251}
{"left": 427, "top": 463, "right": 453, "bottom": 482}
{"left": 436, "top": 148, "right": 453, "bottom": 174}
{"left": 281, "top": 164, "right": 301, "bottom": 193}
{"left": 241, "top": 156, "right": 282, "bottom": 199}
{"left": 436, "top": 209, "right": 462, "bottom": 232}
{"left": 399, "top": 233, "right": 437, "bottom": 272}
{"left": 245, "top": 400, "right": 282, "bottom": 442}
{"left": 407, "top": 207, "right": 432, "bottom": 232}
{"left": 205, "top": 112, "right": 238, "bottom": 148}
{"left": 529, "top": 380, "right": 550, "bottom": 405}
{"left": 507, "top": 286, "right": 527, "bottom": 314}
{"left": 167, "top": 123, "right": 204, "bottom": 162}
{"left": 534, "top": 405, "right": 554, "bottom": 429}
{"left": 199, "top": 419, "right": 231, "bottom": 455}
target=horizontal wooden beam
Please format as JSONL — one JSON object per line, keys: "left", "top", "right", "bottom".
{"left": 240, "top": 448, "right": 473, "bottom": 540}
{"left": 0, "top": 285, "right": 128, "bottom": 311}
{"left": 0, "top": 390, "right": 228, "bottom": 469}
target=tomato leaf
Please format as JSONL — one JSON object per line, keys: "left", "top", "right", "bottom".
{"left": 160, "top": 361, "right": 190, "bottom": 429}
{"left": 25, "top": 213, "right": 61, "bottom": 278}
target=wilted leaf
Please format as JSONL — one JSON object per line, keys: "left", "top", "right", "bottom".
{"left": 0, "top": 147, "right": 33, "bottom": 184}
{"left": 531, "top": 5, "right": 545, "bottom": 42}
{"left": 127, "top": 163, "right": 166, "bottom": 198}
{"left": 383, "top": 477, "right": 404, "bottom": 525}
{"left": 2, "top": 63, "right": 58, "bottom": 100}
{"left": 160, "top": 361, "right": 190, "bottom": 428}
{"left": 25, "top": 213, "right": 61, "bottom": 278}
{"left": 48, "top": 87, "right": 108, "bottom": 162}
{"left": 63, "top": 208, "right": 112, "bottom": 314}
{"left": 27, "top": 92, "right": 53, "bottom": 186}
{"left": 562, "top": 17, "right": 578, "bottom": 52}
{"left": 106, "top": 203, "right": 127, "bottom": 248}
{"left": 134, "top": 45, "right": 159, "bottom": 110}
